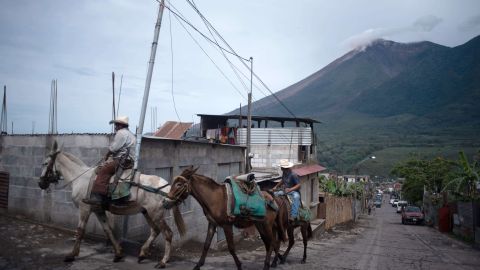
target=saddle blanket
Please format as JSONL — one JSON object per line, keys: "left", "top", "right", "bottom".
{"left": 225, "top": 178, "right": 266, "bottom": 219}
{"left": 103, "top": 169, "right": 170, "bottom": 200}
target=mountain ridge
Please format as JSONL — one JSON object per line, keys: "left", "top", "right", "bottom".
{"left": 229, "top": 35, "right": 480, "bottom": 175}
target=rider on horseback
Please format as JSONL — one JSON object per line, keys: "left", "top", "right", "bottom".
{"left": 83, "top": 116, "right": 136, "bottom": 206}
{"left": 272, "top": 159, "right": 301, "bottom": 221}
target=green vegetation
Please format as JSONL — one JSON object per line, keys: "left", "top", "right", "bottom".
{"left": 390, "top": 150, "right": 480, "bottom": 205}
{"left": 318, "top": 175, "right": 365, "bottom": 199}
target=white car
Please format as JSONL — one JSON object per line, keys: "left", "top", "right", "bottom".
{"left": 396, "top": 201, "right": 408, "bottom": 213}
{"left": 392, "top": 199, "right": 399, "bottom": 207}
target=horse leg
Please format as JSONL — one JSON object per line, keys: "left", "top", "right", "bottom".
{"left": 223, "top": 225, "right": 242, "bottom": 270}
{"left": 270, "top": 227, "right": 280, "bottom": 268}
{"left": 255, "top": 224, "right": 273, "bottom": 270}
{"left": 194, "top": 222, "right": 216, "bottom": 270}
{"left": 95, "top": 211, "right": 124, "bottom": 262}
{"left": 138, "top": 210, "right": 160, "bottom": 263}
{"left": 300, "top": 224, "right": 308, "bottom": 264}
{"left": 156, "top": 219, "right": 173, "bottom": 269}
{"left": 64, "top": 208, "right": 91, "bottom": 262}
{"left": 280, "top": 226, "right": 295, "bottom": 264}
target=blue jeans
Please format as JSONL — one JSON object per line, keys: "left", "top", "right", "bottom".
{"left": 274, "top": 190, "right": 300, "bottom": 219}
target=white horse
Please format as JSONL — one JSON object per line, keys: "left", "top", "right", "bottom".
{"left": 38, "top": 141, "right": 186, "bottom": 268}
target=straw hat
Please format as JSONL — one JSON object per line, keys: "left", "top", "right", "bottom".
{"left": 109, "top": 116, "right": 129, "bottom": 126}
{"left": 279, "top": 159, "right": 294, "bottom": 169}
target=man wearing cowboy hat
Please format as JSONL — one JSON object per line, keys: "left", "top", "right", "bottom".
{"left": 272, "top": 159, "right": 301, "bottom": 221}
{"left": 83, "top": 116, "right": 136, "bottom": 206}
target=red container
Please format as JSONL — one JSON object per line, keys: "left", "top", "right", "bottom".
{"left": 438, "top": 206, "right": 451, "bottom": 232}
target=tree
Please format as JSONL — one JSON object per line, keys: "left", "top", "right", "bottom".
{"left": 442, "top": 151, "right": 480, "bottom": 201}
{"left": 391, "top": 156, "right": 457, "bottom": 205}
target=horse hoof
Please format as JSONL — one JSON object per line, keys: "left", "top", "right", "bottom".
{"left": 301, "top": 259, "right": 306, "bottom": 264}
{"left": 138, "top": 256, "right": 146, "bottom": 263}
{"left": 113, "top": 254, "right": 124, "bottom": 262}
{"left": 278, "top": 255, "right": 285, "bottom": 264}
{"left": 271, "top": 261, "right": 277, "bottom": 268}
{"left": 64, "top": 255, "right": 75, "bottom": 262}
{"left": 155, "top": 262, "right": 166, "bottom": 269}
{"left": 193, "top": 265, "right": 201, "bottom": 270}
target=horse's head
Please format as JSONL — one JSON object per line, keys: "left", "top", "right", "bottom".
{"left": 38, "top": 141, "right": 62, "bottom": 190}
{"left": 163, "top": 166, "right": 198, "bottom": 209}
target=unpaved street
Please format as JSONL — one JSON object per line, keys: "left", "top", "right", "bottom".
{"left": 1, "top": 202, "right": 479, "bottom": 270}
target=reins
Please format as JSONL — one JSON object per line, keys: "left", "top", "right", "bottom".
{"left": 55, "top": 158, "right": 103, "bottom": 189}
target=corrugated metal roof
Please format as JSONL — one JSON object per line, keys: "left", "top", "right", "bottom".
{"left": 293, "top": 164, "right": 326, "bottom": 177}
{"left": 154, "top": 121, "right": 193, "bottom": 139}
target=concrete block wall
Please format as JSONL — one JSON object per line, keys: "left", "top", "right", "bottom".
{"left": 0, "top": 134, "right": 111, "bottom": 236}
{"left": 250, "top": 144, "right": 300, "bottom": 168}
{"left": 0, "top": 134, "right": 245, "bottom": 248}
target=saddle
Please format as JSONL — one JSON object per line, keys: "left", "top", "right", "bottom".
{"left": 224, "top": 175, "right": 267, "bottom": 221}
{"left": 107, "top": 168, "right": 138, "bottom": 201}
{"left": 278, "top": 193, "right": 312, "bottom": 222}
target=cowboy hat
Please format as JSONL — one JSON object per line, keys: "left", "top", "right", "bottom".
{"left": 279, "top": 159, "right": 294, "bottom": 169}
{"left": 109, "top": 116, "right": 129, "bottom": 126}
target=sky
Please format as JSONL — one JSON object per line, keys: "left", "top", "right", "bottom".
{"left": 1, "top": 0, "right": 479, "bottom": 134}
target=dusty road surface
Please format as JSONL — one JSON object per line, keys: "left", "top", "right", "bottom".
{"left": 1, "top": 203, "right": 479, "bottom": 270}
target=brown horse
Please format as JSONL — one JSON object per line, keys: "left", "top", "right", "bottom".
{"left": 269, "top": 194, "right": 313, "bottom": 265}
{"left": 163, "top": 167, "right": 283, "bottom": 270}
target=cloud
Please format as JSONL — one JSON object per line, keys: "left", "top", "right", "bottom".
{"left": 458, "top": 14, "right": 480, "bottom": 32}
{"left": 343, "top": 15, "right": 443, "bottom": 50}
{"left": 412, "top": 15, "right": 443, "bottom": 31}
{"left": 53, "top": 64, "right": 97, "bottom": 77}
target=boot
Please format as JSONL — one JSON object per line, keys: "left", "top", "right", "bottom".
{"left": 82, "top": 193, "right": 106, "bottom": 206}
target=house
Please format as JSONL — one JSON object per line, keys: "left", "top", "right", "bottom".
{"left": 197, "top": 114, "right": 325, "bottom": 220}
{"left": 341, "top": 174, "right": 370, "bottom": 183}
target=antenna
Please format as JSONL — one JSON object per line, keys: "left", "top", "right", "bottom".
{"left": 116, "top": 74, "right": 123, "bottom": 117}
{"left": 1, "top": 85, "right": 7, "bottom": 134}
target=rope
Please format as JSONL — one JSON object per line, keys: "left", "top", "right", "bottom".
{"left": 56, "top": 158, "right": 103, "bottom": 189}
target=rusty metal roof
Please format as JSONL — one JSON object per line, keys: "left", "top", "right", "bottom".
{"left": 293, "top": 164, "right": 326, "bottom": 177}
{"left": 154, "top": 121, "right": 193, "bottom": 139}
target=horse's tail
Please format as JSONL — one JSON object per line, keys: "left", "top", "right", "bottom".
{"left": 172, "top": 205, "right": 186, "bottom": 237}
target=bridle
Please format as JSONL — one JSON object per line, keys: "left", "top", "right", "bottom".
{"left": 168, "top": 175, "right": 191, "bottom": 203}
{"left": 42, "top": 151, "right": 61, "bottom": 185}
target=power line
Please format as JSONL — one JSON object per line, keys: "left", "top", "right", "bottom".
{"left": 168, "top": 9, "right": 181, "bottom": 122}
{"left": 158, "top": 0, "right": 250, "bottom": 62}
{"left": 168, "top": 3, "right": 247, "bottom": 101}
{"left": 183, "top": 0, "right": 297, "bottom": 119}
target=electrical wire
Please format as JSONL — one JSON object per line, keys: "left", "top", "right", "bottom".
{"left": 167, "top": 2, "right": 247, "bottom": 101}
{"left": 184, "top": 0, "right": 297, "bottom": 119}
{"left": 168, "top": 8, "right": 181, "bottom": 122}
{"left": 157, "top": 0, "right": 250, "bottom": 62}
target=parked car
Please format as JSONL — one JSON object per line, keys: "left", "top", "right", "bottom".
{"left": 392, "top": 199, "right": 399, "bottom": 207}
{"left": 396, "top": 201, "right": 408, "bottom": 213}
{"left": 389, "top": 198, "right": 396, "bottom": 205}
{"left": 374, "top": 200, "right": 382, "bottom": 208}
{"left": 401, "top": 206, "right": 424, "bottom": 225}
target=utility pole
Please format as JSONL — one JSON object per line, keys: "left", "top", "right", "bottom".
{"left": 112, "top": 72, "right": 116, "bottom": 133}
{"left": 246, "top": 57, "right": 253, "bottom": 172}
{"left": 133, "top": 0, "right": 165, "bottom": 171}
{"left": 1, "top": 85, "right": 7, "bottom": 134}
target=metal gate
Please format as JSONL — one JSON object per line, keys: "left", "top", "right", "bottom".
{"left": 0, "top": 171, "right": 9, "bottom": 209}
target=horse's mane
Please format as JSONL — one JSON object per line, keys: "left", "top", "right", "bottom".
{"left": 62, "top": 152, "right": 88, "bottom": 167}
{"left": 181, "top": 166, "right": 221, "bottom": 187}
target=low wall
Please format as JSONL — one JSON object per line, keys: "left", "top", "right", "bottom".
{"left": 0, "top": 134, "right": 245, "bottom": 247}
{"left": 324, "top": 194, "right": 354, "bottom": 230}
